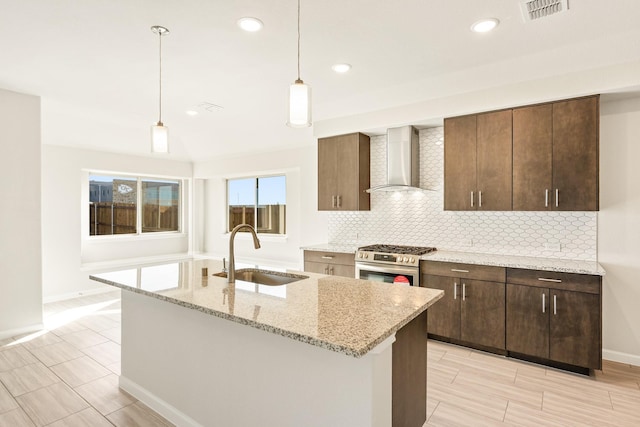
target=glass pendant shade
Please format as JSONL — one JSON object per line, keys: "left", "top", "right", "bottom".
{"left": 151, "top": 122, "right": 169, "bottom": 153}
{"left": 287, "top": 79, "right": 311, "bottom": 128}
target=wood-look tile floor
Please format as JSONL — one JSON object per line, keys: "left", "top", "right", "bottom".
{"left": 426, "top": 340, "right": 640, "bottom": 426}
{"left": 2, "top": 290, "right": 639, "bottom": 426}
{"left": 0, "top": 290, "right": 173, "bottom": 427}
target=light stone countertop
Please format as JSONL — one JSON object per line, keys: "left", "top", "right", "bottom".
{"left": 90, "top": 258, "right": 443, "bottom": 358}
{"left": 300, "top": 243, "right": 360, "bottom": 254}
{"left": 422, "top": 250, "right": 605, "bottom": 276}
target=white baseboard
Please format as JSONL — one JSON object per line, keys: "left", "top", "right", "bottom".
{"left": 43, "top": 285, "right": 117, "bottom": 304}
{"left": 0, "top": 323, "right": 45, "bottom": 341}
{"left": 119, "top": 376, "right": 203, "bottom": 427}
{"left": 603, "top": 348, "right": 640, "bottom": 367}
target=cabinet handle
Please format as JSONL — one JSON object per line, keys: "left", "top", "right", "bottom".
{"left": 470, "top": 191, "right": 474, "bottom": 208}
{"left": 555, "top": 189, "right": 559, "bottom": 208}
{"left": 479, "top": 191, "right": 483, "bottom": 208}
{"left": 553, "top": 294, "right": 557, "bottom": 315}
{"left": 545, "top": 189, "right": 549, "bottom": 208}
{"left": 332, "top": 196, "right": 337, "bottom": 208}
{"left": 542, "top": 293, "right": 545, "bottom": 313}
{"left": 451, "top": 268, "right": 469, "bottom": 273}
{"left": 453, "top": 282, "right": 457, "bottom": 300}
{"left": 462, "top": 283, "right": 466, "bottom": 301}
{"left": 321, "top": 255, "right": 334, "bottom": 260}
{"left": 324, "top": 267, "right": 329, "bottom": 274}
{"left": 538, "top": 278, "right": 562, "bottom": 283}
{"left": 337, "top": 195, "right": 342, "bottom": 208}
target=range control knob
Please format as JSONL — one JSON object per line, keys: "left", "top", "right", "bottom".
{"left": 364, "top": 253, "right": 369, "bottom": 259}
{"left": 358, "top": 253, "right": 362, "bottom": 258}
{"left": 403, "top": 256, "right": 409, "bottom": 263}
{"left": 409, "top": 257, "right": 415, "bottom": 263}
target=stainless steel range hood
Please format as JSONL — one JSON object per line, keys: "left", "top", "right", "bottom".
{"left": 366, "top": 125, "right": 429, "bottom": 193}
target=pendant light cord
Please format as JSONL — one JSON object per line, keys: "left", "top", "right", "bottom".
{"left": 297, "top": 0, "right": 301, "bottom": 81}
{"left": 158, "top": 30, "right": 163, "bottom": 124}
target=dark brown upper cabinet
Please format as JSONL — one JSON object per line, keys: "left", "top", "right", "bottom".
{"left": 317, "top": 132, "right": 370, "bottom": 211}
{"left": 444, "top": 110, "right": 513, "bottom": 211}
{"left": 513, "top": 95, "right": 599, "bottom": 211}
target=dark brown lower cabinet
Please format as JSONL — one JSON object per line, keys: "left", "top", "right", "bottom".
{"left": 506, "top": 268, "right": 602, "bottom": 370}
{"left": 425, "top": 274, "right": 505, "bottom": 350}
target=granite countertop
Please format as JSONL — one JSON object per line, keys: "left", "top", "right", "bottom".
{"left": 300, "top": 243, "right": 359, "bottom": 254}
{"left": 90, "top": 259, "right": 443, "bottom": 358}
{"left": 422, "top": 250, "right": 606, "bottom": 276}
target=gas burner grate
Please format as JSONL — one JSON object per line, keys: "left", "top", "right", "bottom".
{"left": 358, "top": 244, "right": 437, "bottom": 255}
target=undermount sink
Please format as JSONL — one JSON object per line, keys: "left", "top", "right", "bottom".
{"left": 213, "top": 268, "right": 308, "bottom": 286}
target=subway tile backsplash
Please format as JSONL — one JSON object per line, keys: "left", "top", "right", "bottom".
{"left": 327, "top": 127, "right": 597, "bottom": 261}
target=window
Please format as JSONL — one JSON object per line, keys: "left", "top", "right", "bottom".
{"left": 89, "top": 174, "right": 181, "bottom": 236}
{"left": 227, "top": 175, "right": 286, "bottom": 235}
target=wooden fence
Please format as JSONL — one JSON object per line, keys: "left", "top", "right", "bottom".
{"left": 89, "top": 203, "right": 178, "bottom": 235}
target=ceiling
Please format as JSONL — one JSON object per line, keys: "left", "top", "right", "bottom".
{"left": 2, "top": 0, "right": 640, "bottom": 162}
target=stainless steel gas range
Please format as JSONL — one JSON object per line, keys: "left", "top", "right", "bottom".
{"left": 355, "top": 244, "right": 437, "bottom": 287}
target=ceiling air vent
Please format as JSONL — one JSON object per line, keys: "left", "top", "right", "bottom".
{"left": 520, "top": 0, "right": 569, "bottom": 22}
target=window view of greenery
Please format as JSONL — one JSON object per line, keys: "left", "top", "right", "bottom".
{"left": 142, "top": 179, "right": 180, "bottom": 232}
{"left": 89, "top": 174, "right": 180, "bottom": 236}
{"left": 228, "top": 175, "right": 286, "bottom": 234}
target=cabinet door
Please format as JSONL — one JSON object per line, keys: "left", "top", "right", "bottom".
{"left": 476, "top": 110, "right": 513, "bottom": 211}
{"left": 317, "top": 137, "right": 338, "bottom": 210}
{"left": 460, "top": 279, "right": 505, "bottom": 349}
{"left": 549, "top": 290, "right": 601, "bottom": 369}
{"left": 512, "top": 104, "right": 553, "bottom": 210}
{"left": 328, "top": 264, "right": 355, "bottom": 278}
{"left": 335, "top": 133, "right": 370, "bottom": 211}
{"left": 552, "top": 96, "right": 599, "bottom": 211}
{"left": 506, "top": 284, "right": 549, "bottom": 359}
{"left": 444, "top": 115, "right": 477, "bottom": 210}
{"left": 303, "top": 261, "right": 330, "bottom": 275}
{"left": 424, "top": 275, "right": 460, "bottom": 339}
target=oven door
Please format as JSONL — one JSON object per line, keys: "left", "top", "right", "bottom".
{"left": 355, "top": 262, "right": 420, "bottom": 286}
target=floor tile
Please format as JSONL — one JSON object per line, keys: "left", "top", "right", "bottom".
{"left": 78, "top": 314, "right": 120, "bottom": 333}
{"left": 107, "top": 401, "right": 175, "bottom": 427}
{"left": 98, "top": 326, "right": 121, "bottom": 344}
{"left": 428, "top": 401, "right": 511, "bottom": 426}
{"left": 74, "top": 373, "right": 136, "bottom": 416}
{"left": 28, "top": 342, "right": 84, "bottom": 367}
{"left": 0, "top": 407, "right": 36, "bottom": 426}
{"left": 46, "top": 407, "right": 115, "bottom": 427}
{"left": 82, "top": 341, "right": 120, "bottom": 367}
{"left": 106, "top": 361, "right": 121, "bottom": 376}
{"left": 0, "top": 381, "right": 18, "bottom": 413}
{"left": 48, "top": 322, "right": 88, "bottom": 337}
{"left": 60, "top": 329, "right": 110, "bottom": 350}
{"left": 0, "top": 362, "right": 60, "bottom": 397}
{"left": 13, "top": 331, "right": 62, "bottom": 351}
{"left": 0, "top": 338, "right": 17, "bottom": 352}
{"left": 15, "top": 382, "right": 88, "bottom": 427}
{"left": 50, "top": 356, "right": 110, "bottom": 388}
{"left": 0, "top": 346, "right": 38, "bottom": 372}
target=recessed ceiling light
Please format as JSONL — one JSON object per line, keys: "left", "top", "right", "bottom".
{"left": 237, "top": 17, "right": 264, "bottom": 32}
{"left": 332, "top": 63, "right": 351, "bottom": 73}
{"left": 186, "top": 110, "right": 198, "bottom": 116}
{"left": 471, "top": 18, "right": 500, "bottom": 33}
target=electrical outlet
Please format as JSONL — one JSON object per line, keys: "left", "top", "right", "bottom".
{"left": 544, "top": 242, "right": 561, "bottom": 251}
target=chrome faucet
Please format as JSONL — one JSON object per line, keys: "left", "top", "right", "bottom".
{"left": 228, "top": 224, "right": 261, "bottom": 283}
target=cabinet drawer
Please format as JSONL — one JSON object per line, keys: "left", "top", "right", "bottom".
{"left": 421, "top": 261, "right": 505, "bottom": 282}
{"left": 507, "top": 268, "right": 601, "bottom": 294}
{"left": 303, "top": 250, "right": 355, "bottom": 266}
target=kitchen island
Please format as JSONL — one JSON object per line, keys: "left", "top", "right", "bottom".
{"left": 90, "top": 258, "right": 443, "bottom": 427}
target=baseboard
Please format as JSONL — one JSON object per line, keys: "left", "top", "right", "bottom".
{"left": 43, "top": 285, "right": 117, "bottom": 304}
{"left": 119, "top": 376, "right": 203, "bottom": 427}
{"left": 0, "top": 323, "right": 45, "bottom": 341}
{"left": 603, "top": 348, "right": 640, "bottom": 367}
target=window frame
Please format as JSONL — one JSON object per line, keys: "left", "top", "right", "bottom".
{"left": 226, "top": 174, "right": 287, "bottom": 236}
{"left": 86, "top": 171, "right": 184, "bottom": 239}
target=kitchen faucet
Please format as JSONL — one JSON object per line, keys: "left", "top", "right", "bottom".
{"left": 228, "top": 224, "right": 261, "bottom": 283}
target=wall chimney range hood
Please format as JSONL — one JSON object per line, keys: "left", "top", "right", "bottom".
{"left": 366, "top": 125, "right": 430, "bottom": 193}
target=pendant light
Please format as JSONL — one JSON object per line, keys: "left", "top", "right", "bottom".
{"left": 151, "top": 25, "right": 169, "bottom": 153}
{"left": 287, "top": 0, "right": 311, "bottom": 128}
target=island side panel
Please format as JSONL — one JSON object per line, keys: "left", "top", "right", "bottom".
{"left": 392, "top": 310, "right": 428, "bottom": 427}
{"left": 120, "top": 291, "right": 394, "bottom": 427}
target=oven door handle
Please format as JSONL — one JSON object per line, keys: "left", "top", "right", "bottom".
{"left": 355, "top": 262, "right": 418, "bottom": 276}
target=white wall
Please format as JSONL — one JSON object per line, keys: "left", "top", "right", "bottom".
{"left": 41, "top": 145, "right": 193, "bottom": 301}
{"left": 193, "top": 145, "right": 327, "bottom": 268}
{"left": 599, "top": 96, "right": 640, "bottom": 365}
{"left": 0, "top": 88, "right": 43, "bottom": 338}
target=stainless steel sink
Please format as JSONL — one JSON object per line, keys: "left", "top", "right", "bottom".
{"left": 213, "top": 268, "right": 308, "bottom": 286}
